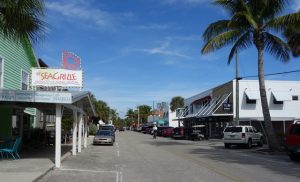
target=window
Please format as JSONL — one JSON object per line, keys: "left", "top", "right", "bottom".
{"left": 0, "top": 57, "right": 3, "bottom": 87}
{"left": 248, "top": 127, "right": 253, "bottom": 132}
{"left": 224, "top": 127, "right": 242, "bottom": 133}
{"left": 292, "top": 96, "right": 299, "bottom": 101}
{"left": 21, "top": 70, "right": 29, "bottom": 90}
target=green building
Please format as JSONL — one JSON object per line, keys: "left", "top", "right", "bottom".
{"left": 0, "top": 34, "right": 38, "bottom": 139}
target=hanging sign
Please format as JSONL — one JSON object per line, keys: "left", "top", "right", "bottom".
{"left": 62, "top": 49, "right": 81, "bottom": 70}
{"left": 31, "top": 68, "right": 83, "bottom": 87}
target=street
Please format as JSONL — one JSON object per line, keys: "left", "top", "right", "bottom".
{"left": 38, "top": 131, "right": 300, "bottom": 182}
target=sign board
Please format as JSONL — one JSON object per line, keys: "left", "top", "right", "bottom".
{"left": 31, "top": 68, "right": 83, "bottom": 88}
{"left": 62, "top": 49, "right": 81, "bottom": 70}
{"left": 0, "top": 90, "right": 72, "bottom": 104}
{"left": 223, "top": 103, "right": 232, "bottom": 111}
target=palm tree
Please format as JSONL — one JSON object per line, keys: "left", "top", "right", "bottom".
{"left": 0, "top": 0, "right": 45, "bottom": 43}
{"left": 170, "top": 96, "right": 184, "bottom": 112}
{"left": 284, "top": 26, "right": 300, "bottom": 57}
{"left": 201, "top": 0, "right": 300, "bottom": 150}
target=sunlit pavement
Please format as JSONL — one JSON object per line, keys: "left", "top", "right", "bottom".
{"left": 38, "top": 131, "right": 300, "bottom": 182}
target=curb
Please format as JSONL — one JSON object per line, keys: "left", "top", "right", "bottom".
{"left": 33, "top": 150, "right": 72, "bottom": 182}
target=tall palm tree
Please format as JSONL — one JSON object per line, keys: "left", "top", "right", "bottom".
{"left": 170, "top": 96, "right": 184, "bottom": 112}
{"left": 284, "top": 26, "right": 300, "bottom": 57}
{"left": 201, "top": 0, "right": 300, "bottom": 150}
{"left": 0, "top": 0, "right": 45, "bottom": 43}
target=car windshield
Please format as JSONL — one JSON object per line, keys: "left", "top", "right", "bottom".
{"left": 96, "top": 130, "right": 112, "bottom": 136}
{"left": 290, "top": 125, "right": 300, "bottom": 135}
{"left": 224, "top": 127, "right": 242, "bottom": 133}
{"left": 101, "top": 126, "right": 114, "bottom": 130}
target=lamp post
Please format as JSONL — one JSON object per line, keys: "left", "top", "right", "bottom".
{"left": 137, "top": 105, "right": 140, "bottom": 128}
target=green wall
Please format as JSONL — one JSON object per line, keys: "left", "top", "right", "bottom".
{"left": 0, "top": 107, "right": 12, "bottom": 138}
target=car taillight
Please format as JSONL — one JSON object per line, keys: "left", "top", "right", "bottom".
{"left": 180, "top": 129, "right": 184, "bottom": 135}
{"left": 242, "top": 133, "right": 245, "bottom": 138}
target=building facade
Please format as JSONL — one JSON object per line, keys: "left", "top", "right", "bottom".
{"left": 0, "top": 35, "right": 38, "bottom": 139}
{"left": 181, "top": 80, "right": 300, "bottom": 138}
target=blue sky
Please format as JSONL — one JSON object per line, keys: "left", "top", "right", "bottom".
{"left": 35, "top": 0, "right": 300, "bottom": 117}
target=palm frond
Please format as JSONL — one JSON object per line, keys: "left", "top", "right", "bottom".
{"left": 201, "top": 29, "right": 243, "bottom": 54}
{"left": 213, "top": 0, "right": 240, "bottom": 16}
{"left": 0, "top": 0, "right": 46, "bottom": 43}
{"left": 232, "top": 11, "right": 257, "bottom": 29}
{"left": 266, "top": 12, "right": 300, "bottom": 33}
{"left": 227, "top": 31, "right": 252, "bottom": 64}
{"left": 259, "top": 0, "right": 287, "bottom": 20}
{"left": 202, "top": 20, "right": 234, "bottom": 42}
{"left": 264, "top": 32, "right": 290, "bottom": 62}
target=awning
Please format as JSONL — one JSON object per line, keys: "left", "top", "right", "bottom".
{"left": 272, "top": 91, "right": 291, "bottom": 101}
{"left": 245, "top": 90, "right": 260, "bottom": 100}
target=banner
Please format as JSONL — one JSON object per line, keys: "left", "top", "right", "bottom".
{"left": 32, "top": 68, "right": 83, "bottom": 87}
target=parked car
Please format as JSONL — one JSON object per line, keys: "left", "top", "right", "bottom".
{"left": 162, "top": 127, "right": 174, "bottom": 137}
{"left": 118, "top": 127, "right": 125, "bottom": 132}
{"left": 185, "top": 125, "right": 206, "bottom": 141}
{"left": 157, "top": 127, "right": 172, "bottom": 136}
{"left": 93, "top": 130, "right": 115, "bottom": 146}
{"left": 99, "top": 125, "right": 115, "bottom": 132}
{"left": 285, "top": 121, "right": 300, "bottom": 161}
{"left": 223, "top": 125, "right": 263, "bottom": 148}
{"left": 173, "top": 127, "right": 185, "bottom": 139}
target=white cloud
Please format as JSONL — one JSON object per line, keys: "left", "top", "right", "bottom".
{"left": 137, "top": 23, "right": 173, "bottom": 30}
{"left": 46, "top": 1, "right": 113, "bottom": 28}
{"left": 161, "top": 0, "right": 210, "bottom": 6}
{"left": 130, "top": 42, "right": 191, "bottom": 59}
{"left": 292, "top": 1, "right": 300, "bottom": 11}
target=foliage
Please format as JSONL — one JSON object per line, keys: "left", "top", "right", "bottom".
{"left": 89, "top": 124, "right": 98, "bottom": 135}
{"left": 0, "top": 0, "right": 46, "bottom": 43}
{"left": 62, "top": 115, "right": 73, "bottom": 133}
{"left": 138, "top": 105, "right": 152, "bottom": 123}
{"left": 170, "top": 96, "right": 184, "bottom": 112}
{"left": 201, "top": 0, "right": 300, "bottom": 150}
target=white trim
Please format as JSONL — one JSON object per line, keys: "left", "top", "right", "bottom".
{"left": 0, "top": 55, "right": 4, "bottom": 88}
{"left": 20, "top": 69, "right": 29, "bottom": 90}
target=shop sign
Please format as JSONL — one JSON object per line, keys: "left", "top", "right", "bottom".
{"left": 0, "top": 90, "right": 72, "bottom": 104}
{"left": 32, "top": 68, "right": 83, "bottom": 87}
{"left": 223, "top": 103, "right": 232, "bottom": 111}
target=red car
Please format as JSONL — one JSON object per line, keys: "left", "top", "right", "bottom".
{"left": 162, "top": 127, "right": 174, "bottom": 137}
{"left": 173, "top": 127, "right": 185, "bottom": 139}
{"left": 285, "top": 122, "right": 300, "bottom": 161}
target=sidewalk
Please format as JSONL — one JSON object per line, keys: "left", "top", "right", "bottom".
{"left": 0, "top": 137, "right": 93, "bottom": 182}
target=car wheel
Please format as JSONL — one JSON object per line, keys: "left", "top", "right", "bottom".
{"left": 247, "top": 139, "right": 252, "bottom": 149}
{"left": 258, "top": 138, "right": 263, "bottom": 147}
{"left": 289, "top": 153, "right": 300, "bottom": 161}
{"left": 224, "top": 143, "right": 231, "bottom": 148}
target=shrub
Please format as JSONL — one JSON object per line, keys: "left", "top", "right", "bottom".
{"left": 89, "top": 124, "right": 98, "bottom": 135}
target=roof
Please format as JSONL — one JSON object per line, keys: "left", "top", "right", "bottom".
{"left": 0, "top": 89, "right": 95, "bottom": 116}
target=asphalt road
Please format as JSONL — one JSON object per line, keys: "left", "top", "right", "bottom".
{"left": 38, "top": 131, "right": 300, "bottom": 182}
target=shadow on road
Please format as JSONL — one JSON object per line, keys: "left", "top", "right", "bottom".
{"left": 188, "top": 145, "right": 300, "bottom": 178}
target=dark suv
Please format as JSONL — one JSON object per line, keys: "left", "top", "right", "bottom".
{"left": 285, "top": 122, "right": 300, "bottom": 161}
{"left": 173, "top": 127, "right": 185, "bottom": 139}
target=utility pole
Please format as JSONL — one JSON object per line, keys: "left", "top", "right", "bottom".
{"left": 153, "top": 101, "right": 155, "bottom": 124}
{"left": 235, "top": 51, "right": 239, "bottom": 126}
{"left": 137, "top": 105, "right": 140, "bottom": 127}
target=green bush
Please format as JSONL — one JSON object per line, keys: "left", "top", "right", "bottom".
{"left": 89, "top": 124, "right": 98, "bottom": 135}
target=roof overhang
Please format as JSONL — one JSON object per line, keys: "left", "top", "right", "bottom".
{"left": 0, "top": 89, "right": 95, "bottom": 116}
{"left": 244, "top": 90, "right": 260, "bottom": 100}
{"left": 271, "top": 91, "right": 291, "bottom": 101}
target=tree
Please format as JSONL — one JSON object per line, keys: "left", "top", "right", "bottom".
{"left": 201, "top": 0, "right": 300, "bottom": 150}
{"left": 94, "top": 100, "right": 110, "bottom": 123}
{"left": 284, "top": 26, "right": 300, "bottom": 57}
{"left": 138, "top": 105, "right": 152, "bottom": 123}
{"left": 0, "top": 0, "right": 46, "bottom": 43}
{"left": 170, "top": 96, "right": 184, "bottom": 112}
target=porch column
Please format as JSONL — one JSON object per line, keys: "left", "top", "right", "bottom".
{"left": 72, "top": 110, "right": 78, "bottom": 156}
{"left": 55, "top": 104, "right": 62, "bottom": 168}
{"left": 78, "top": 113, "right": 83, "bottom": 152}
{"left": 84, "top": 117, "right": 88, "bottom": 148}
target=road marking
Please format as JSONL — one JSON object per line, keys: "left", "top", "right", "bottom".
{"left": 59, "top": 168, "right": 118, "bottom": 174}
{"left": 117, "top": 150, "right": 120, "bottom": 157}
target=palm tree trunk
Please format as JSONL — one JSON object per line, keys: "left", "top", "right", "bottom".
{"left": 256, "top": 42, "right": 280, "bottom": 151}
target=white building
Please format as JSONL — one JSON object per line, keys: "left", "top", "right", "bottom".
{"left": 162, "top": 105, "right": 178, "bottom": 128}
{"left": 180, "top": 80, "right": 300, "bottom": 138}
